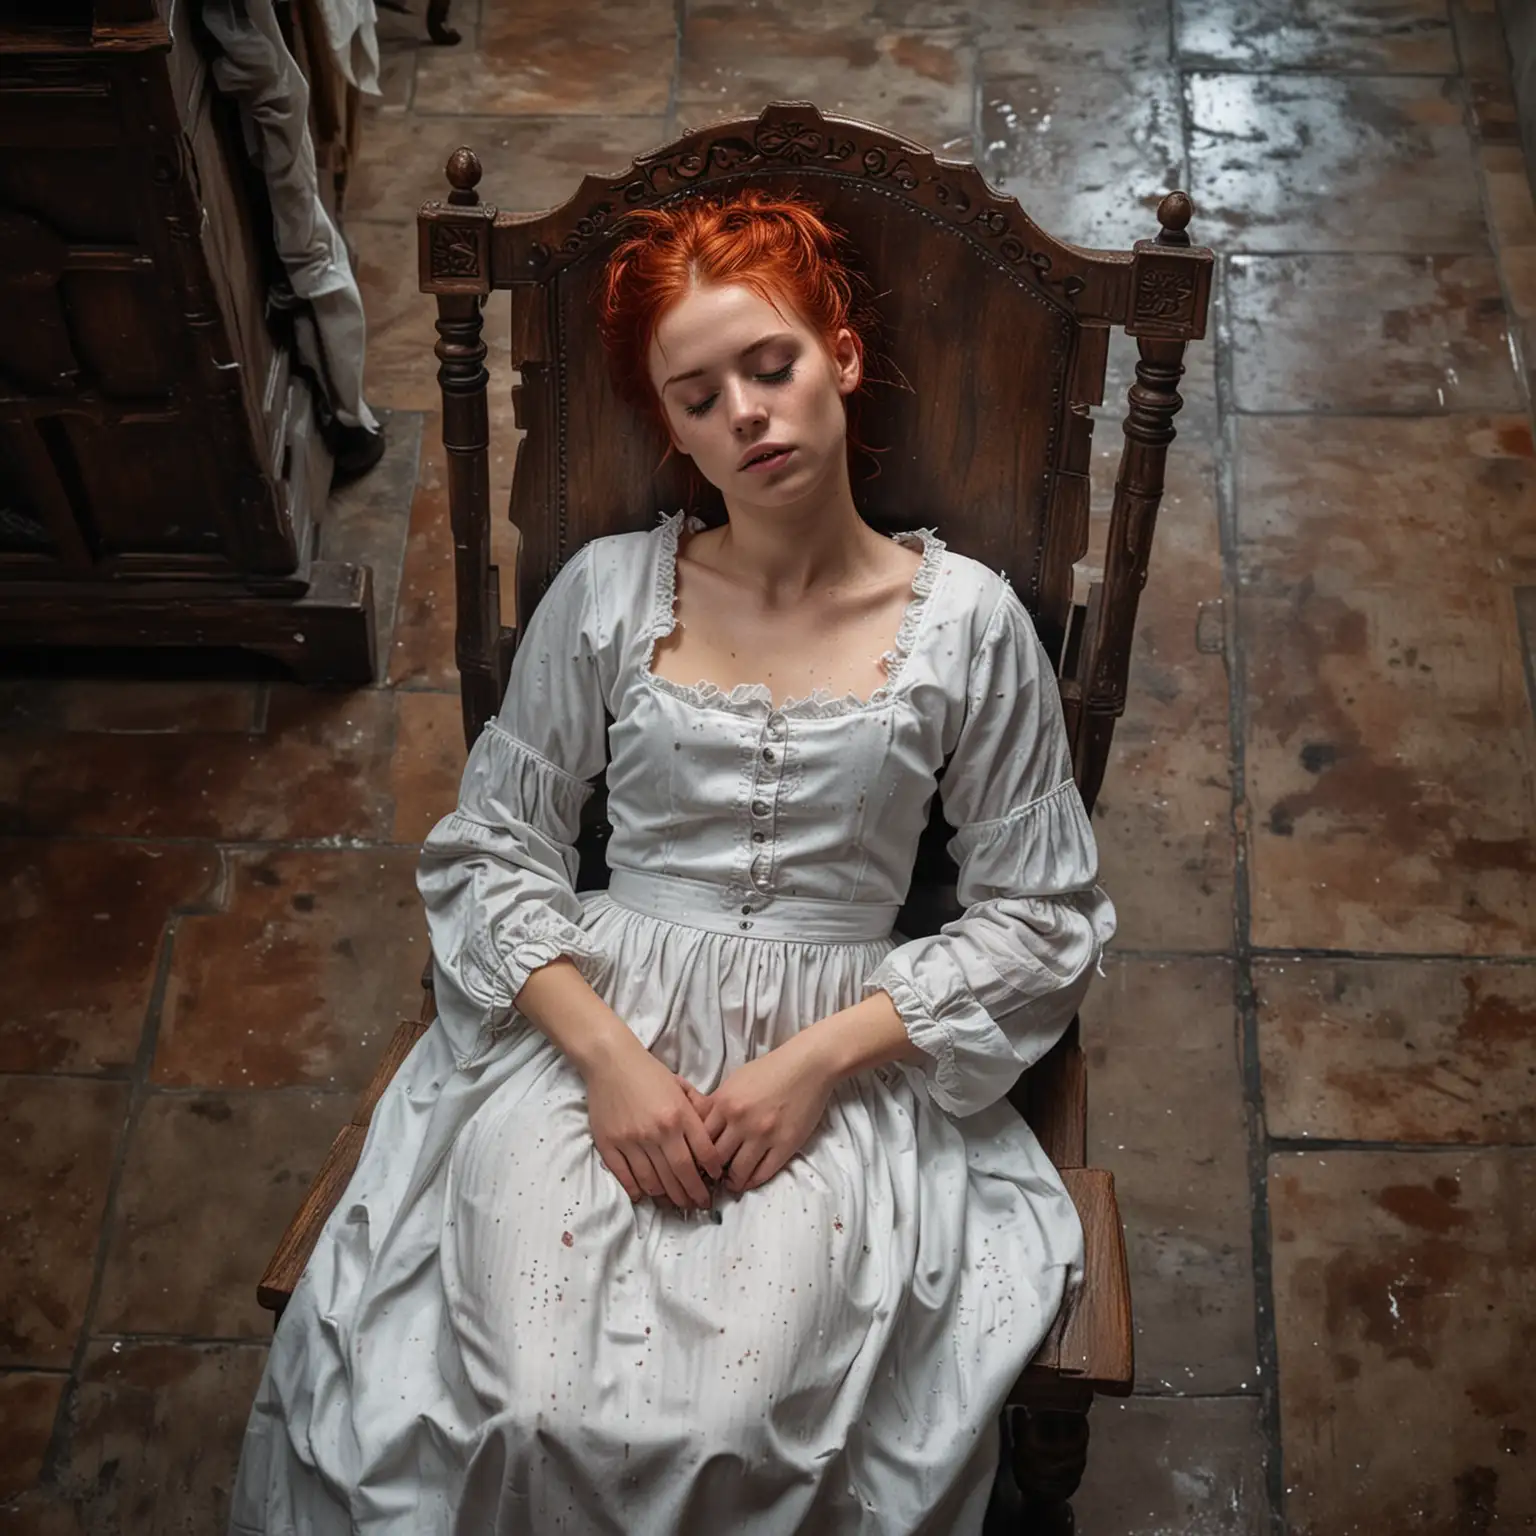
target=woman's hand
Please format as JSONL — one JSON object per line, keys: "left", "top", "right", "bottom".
{"left": 689, "top": 1034, "right": 837, "bottom": 1193}
{"left": 581, "top": 1039, "right": 724, "bottom": 1209}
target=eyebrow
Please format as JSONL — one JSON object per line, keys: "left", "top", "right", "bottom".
{"left": 662, "top": 333, "right": 794, "bottom": 390}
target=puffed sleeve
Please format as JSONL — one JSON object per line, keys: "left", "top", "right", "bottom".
{"left": 416, "top": 543, "right": 610, "bottom": 1040}
{"left": 861, "top": 582, "right": 1116, "bottom": 1119}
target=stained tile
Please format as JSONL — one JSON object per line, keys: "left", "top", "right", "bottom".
{"left": 980, "top": 71, "right": 1186, "bottom": 252}
{"left": 1088, "top": 443, "right": 1233, "bottom": 952}
{"left": 1176, "top": 0, "right": 1455, "bottom": 72}
{"left": 154, "top": 849, "right": 424, "bottom": 1092}
{"left": 351, "top": 220, "right": 443, "bottom": 414}
{"left": 970, "top": 0, "right": 1171, "bottom": 72}
{"left": 49, "top": 1341, "right": 267, "bottom": 1531}
{"left": 415, "top": 0, "right": 675, "bottom": 115}
{"left": 391, "top": 688, "right": 468, "bottom": 843}
{"left": 0, "top": 680, "right": 261, "bottom": 735}
{"left": 1451, "top": 0, "right": 1513, "bottom": 81}
{"left": 0, "top": 1078, "right": 127, "bottom": 1368}
{"left": 95, "top": 1092, "right": 342, "bottom": 1340}
{"left": 1081, "top": 957, "right": 1257, "bottom": 1393}
{"left": 1228, "top": 255, "right": 1521, "bottom": 414}
{"left": 1072, "top": 1395, "right": 1270, "bottom": 1535}
{"left": 1, "top": 842, "right": 218, "bottom": 1075}
{"left": 1238, "top": 415, "right": 1536, "bottom": 954}
{"left": 371, "top": 44, "right": 417, "bottom": 112}
{"left": 0, "top": 688, "right": 399, "bottom": 842}
{"left": 1187, "top": 73, "right": 1488, "bottom": 254}
{"left": 0, "top": 1492, "right": 84, "bottom": 1533}
{"left": 679, "top": 9, "right": 976, "bottom": 153}
{"left": 320, "top": 407, "right": 424, "bottom": 681}
{"left": 389, "top": 456, "right": 457, "bottom": 692}
{"left": 348, "top": 114, "right": 669, "bottom": 222}
{"left": 1257, "top": 959, "right": 1536, "bottom": 1144}
{"left": 1270, "top": 1148, "right": 1536, "bottom": 1532}
{"left": 0, "top": 1372, "right": 65, "bottom": 1501}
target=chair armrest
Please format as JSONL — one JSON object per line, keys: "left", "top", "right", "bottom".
{"left": 256, "top": 997, "right": 435, "bottom": 1318}
{"left": 1018, "top": 1167, "right": 1135, "bottom": 1396}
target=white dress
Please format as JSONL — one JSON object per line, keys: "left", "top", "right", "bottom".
{"left": 230, "top": 510, "right": 1116, "bottom": 1536}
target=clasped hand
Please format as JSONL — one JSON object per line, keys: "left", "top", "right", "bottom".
{"left": 584, "top": 1033, "right": 834, "bottom": 1209}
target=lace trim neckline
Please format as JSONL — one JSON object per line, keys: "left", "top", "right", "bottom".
{"left": 641, "top": 507, "right": 948, "bottom": 720}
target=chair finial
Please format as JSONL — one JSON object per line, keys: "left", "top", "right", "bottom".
{"left": 446, "top": 147, "right": 482, "bottom": 207}
{"left": 1155, "top": 192, "right": 1193, "bottom": 247}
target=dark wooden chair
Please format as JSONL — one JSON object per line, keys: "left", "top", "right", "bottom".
{"left": 258, "top": 102, "right": 1212, "bottom": 1530}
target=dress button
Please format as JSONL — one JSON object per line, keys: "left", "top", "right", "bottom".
{"left": 741, "top": 904, "right": 753, "bottom": 915}
{"left": 751, "top": 799, "right": 770, "bottom": 817}
{"left": 762, "top": 746, "right": 776, "bottom": 763}
{"left": 767, "top": 713, "right": 786, "bottom": 736}
{"left": 752, "top": 831, "right": 765, "bottom": 843}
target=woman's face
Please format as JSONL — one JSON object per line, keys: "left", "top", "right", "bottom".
{"left": 646, "top": 281, "right": 861, "bottom": 509}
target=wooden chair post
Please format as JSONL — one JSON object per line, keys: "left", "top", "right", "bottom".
{"left": 430, "top": 147, "right": 502, "bottom": 750}
{"left": 1074, "top": 192, "right": 1199, "bottom": 808}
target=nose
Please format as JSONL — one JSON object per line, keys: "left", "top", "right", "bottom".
{"left": 723, "top": 376, "right": 768, "bottom": 435}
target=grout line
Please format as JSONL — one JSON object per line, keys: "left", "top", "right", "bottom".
{"left": 1211, "top": 247, "right": 1287, "bottom": 1536}
{"left": 1270, "top": 1135, "right": 1536, "bottom": 1153}
{"left": 1227, "top": 403, "right": 1530, "bottom": 418}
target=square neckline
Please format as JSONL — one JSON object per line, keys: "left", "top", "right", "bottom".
{"left": 639, "top": 509, "right": 949, "bottom": 720}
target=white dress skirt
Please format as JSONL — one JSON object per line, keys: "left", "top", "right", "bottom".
{"left": 230, "top": 510, "right": 1116, "bottom": 1535}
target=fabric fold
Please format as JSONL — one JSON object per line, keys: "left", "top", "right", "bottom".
{"left": 863, "top": 586, "right": 1116, "bottom": 1119}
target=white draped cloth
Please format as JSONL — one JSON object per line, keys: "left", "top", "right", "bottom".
{"left": 231, "top": 510, "right": 1115, "bottom": 1535}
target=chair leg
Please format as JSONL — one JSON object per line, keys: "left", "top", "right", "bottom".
{"left": 1010, "top": 1388, "right": 1092, "bottom": 1535}
{"left": 426, "top": 0, "right": 459, "bottom": 44}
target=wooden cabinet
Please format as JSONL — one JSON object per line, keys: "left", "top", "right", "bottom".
{"left": 0, "top": 0, "right": 374, "bottom": 682}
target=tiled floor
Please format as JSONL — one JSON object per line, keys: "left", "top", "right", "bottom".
{"left": 3, "top": 0, "right": 1536, "bottom": 1530}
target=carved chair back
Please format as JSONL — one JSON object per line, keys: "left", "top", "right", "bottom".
{"left": 417, "top": 100, "right": 1211, "bottom": 951}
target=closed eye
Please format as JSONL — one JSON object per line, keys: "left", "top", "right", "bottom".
{"left": 682, "top": 362, "right": 797, "bottom": 419}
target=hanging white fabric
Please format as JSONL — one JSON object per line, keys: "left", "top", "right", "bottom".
{"left": 200, "top": 0, "right": 380, "bottom": 434}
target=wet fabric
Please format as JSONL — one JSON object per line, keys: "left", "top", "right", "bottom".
{"left": 230, "top": 510, "right": 1115, "bottom": 1535}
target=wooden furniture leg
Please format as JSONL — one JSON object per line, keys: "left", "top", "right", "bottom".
{"left": 1011, "top": 1382, "right": 1094, "bottom": 1534}
{"left": 426, "top": 0, "right": 459, "bottom": 45}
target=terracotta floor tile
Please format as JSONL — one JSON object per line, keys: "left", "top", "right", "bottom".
{"left": 0, "top": 1078, "right": 127, "bottom": 1368}
{"left": 1451, "top": 0, "right": 1513, "bottom": 80}
{"left": 1229, "top": 254, "right": 1521, "bottom": 414}
{"left": 389, "top": 432, "right": 458, "bottom": 690}
{"left": 95, "top": 1091, "right": 343, "bottom": 1340}
{"left": 678, "top": 10, "right": 976, "bottom": 154}
{"left": 319, "top": 408, "right": 425, "bottom": 684}
{"left": 415, "top": 0, "right": 675, "bottom": 115}
{"left": 0, "top": 1491, "right": 84, "bottom": 1534}
{"left": 0, "top": 1372, "right": 65, "bottom": 1501}
{"left": 1073, "top": 1395, "right": 1270, "bottom": 1535}
{"left": 373, "top": 43, "right": 417, "bottom": 112}
{"left": 392, "top": 689, "right": 469, "bottom": 844}
{"left": 0, "top": 680, "right": 262, "bottom": 736}
{"left": 1, "top": 843, "right": 218, "bottom": 1076}
{"left": 1270, "top": 1148, "right": 1536, "bottom": 1533}
{"left": 1257, "top": 959, "right": 1536, "bottom": 1144}
{"left": 970, "top": 0, "right": 1171, "bottom": 72}
{"left": 1187, "top": 73, "right": 1488, "bottom": 254}
{"left": 1089, "top": 446, "right": 1234, "bottom": 952}
{"left": 1482, "top": 144, "right": 1536, "bottom": 251}
{"left": 1176, "top": 0, "right": 1455, "bottom": 72}
{"left": 154, "top": 849, "right": 425, "bottom": 1092}
{"left": 349, "top": 113, "right": 669, "bottom": 221}
{"left": 352, "top": 220, "right": 444, "bottom": 414}
{"left": 50, "top": 1341, "right": 266, "bottom": 1531}
{"left": 979, "top": 70, "right": 1185, "bottom": 252}
{"left": 1080, "top": 957, "right": 1257, "bottom": 1393}
{"left": 0, "top": 688, "right": 399, "bottom": 842}
{"left": 1238, "top": 415, "right": 1536, "bottom": 954}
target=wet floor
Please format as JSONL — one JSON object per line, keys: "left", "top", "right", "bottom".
{"left": 3, "top": 0, "right": 1535, "bottom": 1530}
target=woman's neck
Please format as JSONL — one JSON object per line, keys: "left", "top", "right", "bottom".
{"left": 707, "top": 463, "right": 887, "bottom": 604}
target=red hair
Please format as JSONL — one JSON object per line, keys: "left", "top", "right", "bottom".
{"left": 595, "top": 188, "right": 881, "bottom": 481}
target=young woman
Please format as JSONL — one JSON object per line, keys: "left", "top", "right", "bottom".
{"left": 231, "top": 188, "right": 1115, "bottom": 1535}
